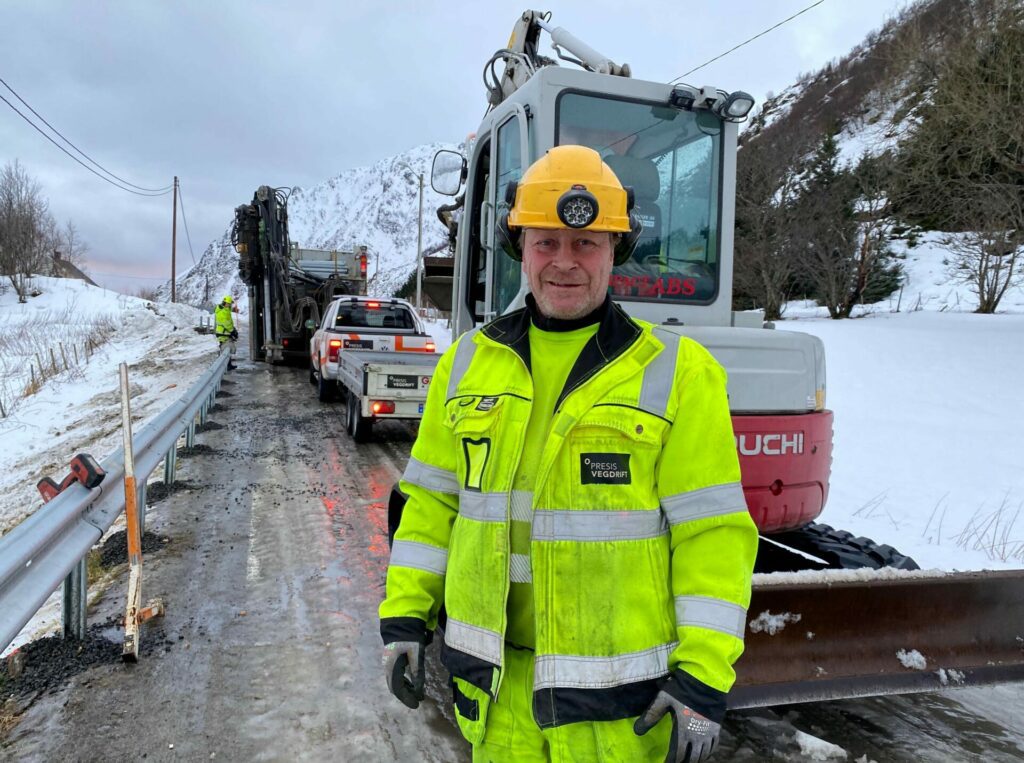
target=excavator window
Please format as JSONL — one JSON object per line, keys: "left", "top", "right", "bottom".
{"left": 557, "top": 92, "right": 722, "bottom": 305}
{"left": 493, "top": 116, "right": 524, "bottom": 314}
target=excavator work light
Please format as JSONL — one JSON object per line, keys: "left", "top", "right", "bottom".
{"left": 718, "top": 91, "right": 755, "bottom": 121}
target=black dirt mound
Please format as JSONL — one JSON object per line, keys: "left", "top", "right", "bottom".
{"left": 197, "top": 420, "right": 225, "bottom": 432}
{"left": 98, "top": 530, "right": 168, "bottom": 569}
{"left": 209, "top": 403, "right": 226, "bottom": 413}
{"left": 0, "top": 623, "right": 121, "bottom": 700}
{"left": 145, "top": 479, "right": 197, "bottom": 503}
{"left": 215, "top": 389, "right": 234, "bottom": 398}
{"left": 179, "top": 444, "right": 215, "bottom": 456}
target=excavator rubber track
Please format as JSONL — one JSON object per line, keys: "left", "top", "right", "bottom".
{"left": 731, "top": 568, "right": 1024, "bottom": 707}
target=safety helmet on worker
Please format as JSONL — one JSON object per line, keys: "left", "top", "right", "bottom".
{"left": 497, "top": 144, "right": 642, "bottom": 265}
{"left": 222, "top": 295, "right": 233, "bottom": 304}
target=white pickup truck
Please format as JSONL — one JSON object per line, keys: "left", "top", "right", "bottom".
{"left": 309, "top": 295, "right": 440, "bottom": 441}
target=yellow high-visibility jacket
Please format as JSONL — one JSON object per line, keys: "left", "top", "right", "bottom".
{"left": 215, "top": 304, "right": 234, "bottom": 344}
{"left": 380, "top": 301, "right": 757, "bottom": 742}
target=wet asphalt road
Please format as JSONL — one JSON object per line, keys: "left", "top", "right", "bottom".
{"left": 3, "top": 356, "right": 468, "bottom": 762}
{"left": 3, "top": 354, "right": 1024, "bottom": 762}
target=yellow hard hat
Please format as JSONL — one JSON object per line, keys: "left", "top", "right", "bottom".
{"left": 222, "top": 295, "right": 233, "bottom": 304}
{"left": 498, "top": 145, "right": 641, "bottom": 264}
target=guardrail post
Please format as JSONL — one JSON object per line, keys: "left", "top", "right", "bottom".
{"left": 61, "top": 557, "right": 87, "bottom": 640}
{"left": 185, "top": 418, "right": 196, "bottom": 448}
{"left": 163, "top": 444, "right": 177, "bottom": 485}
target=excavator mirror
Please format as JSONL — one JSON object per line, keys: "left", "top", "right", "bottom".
{"left": 431, "top": 150, "right": 466, "bottom": 196}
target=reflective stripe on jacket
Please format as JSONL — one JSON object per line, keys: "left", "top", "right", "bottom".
{"left": 380, "top": 300, "right": 757, "bottom": 731}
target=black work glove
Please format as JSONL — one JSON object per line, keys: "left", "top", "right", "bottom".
{"left": 230, "top": 329, "right": 239, "bottom": 340}
{"left": 382, "top": 641, "right": 425, "bottom": 709}
{"left": 634, "top": 688, "right": 721, "bottom": 762}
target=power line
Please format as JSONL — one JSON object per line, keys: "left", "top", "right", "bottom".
{"left": 87, "top": 270, "right": 168, "bottom": 280}
{"left": 670, "top": 0, "right": 827, "bottom": 83}
{"left": 0, "top": 92, "right": 171, "bottom": 197}
{"left": 0, "top": 76, "right": 172, "bottom": 193}
{"left": 176, "top": 182, "right": 198, "bottom": 266}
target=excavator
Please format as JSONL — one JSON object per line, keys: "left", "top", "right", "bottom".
{"left": 407, "top": 10, "right": 1024, "bottom": 709}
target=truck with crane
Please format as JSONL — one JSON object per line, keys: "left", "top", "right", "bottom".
{"left": 232, "top": 185, "right": 370, "bottom": 364}
{"left": 395, "top": 9, "right": 1024, "bottom": 710}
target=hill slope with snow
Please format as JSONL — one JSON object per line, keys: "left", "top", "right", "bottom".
{"left": 0, "top": 277, "right": 219, "bottom": 535}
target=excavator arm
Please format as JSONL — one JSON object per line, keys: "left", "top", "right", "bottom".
{"left": 485, "top": 10, "right": 631, "bottom": 109}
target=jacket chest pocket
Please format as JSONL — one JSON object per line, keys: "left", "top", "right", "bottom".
{"left": 445, "top": 397, "right": 506, "bottom": 492}
{"left": 567, "top": 410, "right": 666, "bottom": 509}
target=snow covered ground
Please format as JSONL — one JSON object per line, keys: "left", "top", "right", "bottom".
{"left": 0, "top": 277, "right": 219, "bottom": 535}
{"left": 776, "top": 235, "right": 1024, "bottom": 571}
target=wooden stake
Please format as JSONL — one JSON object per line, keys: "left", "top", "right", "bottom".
{"left": 49, "top": 347, "right": 57, "bottom": 374}
{"left": 59, "top": 342, "right": 68, "bottom": 371}
{"left": 119, "top": 363, "right": 164, "bottom": 661}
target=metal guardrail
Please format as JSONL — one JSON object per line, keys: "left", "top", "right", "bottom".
{"left": 0, "top": 348, "right": 231, "bottom": 654}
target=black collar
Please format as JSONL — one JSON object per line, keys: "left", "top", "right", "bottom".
{"left": 482, "top": 294, "right": 643, "bottom": 410}
{"left": 526, "top": 293, "right": 608, "bottom": 332}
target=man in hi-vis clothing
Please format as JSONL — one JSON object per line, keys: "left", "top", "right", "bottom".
{"left": 380, "top": 145, "right": 757, "bottom": 762}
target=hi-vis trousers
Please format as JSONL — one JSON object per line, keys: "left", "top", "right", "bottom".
{"left": 471, "top": 647, "right": 672, "bottom": 763}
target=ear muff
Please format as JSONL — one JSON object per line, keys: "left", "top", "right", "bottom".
{"left": 496, "top": 180, "right": 522, "bottom": 261}
{"left": 612, "top": 187, "right": 642, "bottom": 266}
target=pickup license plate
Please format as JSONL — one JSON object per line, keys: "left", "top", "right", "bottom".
{"left": 386, "top": 374, "right": 418, "bottom": 389}
{"left": 343, "top": 339, "right": 373, "bottom": 349}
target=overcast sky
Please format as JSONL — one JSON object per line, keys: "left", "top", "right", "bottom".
{"left": 2, "top": 0, "right": 907, "bottom": 294}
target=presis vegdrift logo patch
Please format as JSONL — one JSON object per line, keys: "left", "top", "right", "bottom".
{"left": 580, "top": 453, "right": 631, "bottom": 485}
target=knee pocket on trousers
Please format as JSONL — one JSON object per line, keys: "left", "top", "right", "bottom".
{"left": 453, "top": 677, "right": 491, "bottom": 744}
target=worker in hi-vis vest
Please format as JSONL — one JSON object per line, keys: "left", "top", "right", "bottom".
{"left": 379, "top": 145, "right": 757, "bottom": 763}
{"left": 215, "top": 295, "right": 238, "bottom": 370}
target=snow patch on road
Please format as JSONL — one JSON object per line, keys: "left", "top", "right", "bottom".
{"left": 793, "top": 729, "right": 849, "bottom": 761}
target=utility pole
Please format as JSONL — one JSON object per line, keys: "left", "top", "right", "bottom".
{"left": 171, "top": 176, "right": 178, "bottom": 303}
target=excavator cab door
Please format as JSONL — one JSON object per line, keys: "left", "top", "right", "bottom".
{"left": 452, "top": 105, "right": 531, "bottom": 334}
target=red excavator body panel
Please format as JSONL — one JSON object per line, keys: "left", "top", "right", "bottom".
{"left": 733, "top": 410, "right": 834, "bottom": 533}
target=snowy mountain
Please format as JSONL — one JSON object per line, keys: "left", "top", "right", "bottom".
{"left": 164, "top": 142, "right": 461, "bottom": 309}
{"left": 741, "top": 0, "right": 967, "bottom": 163}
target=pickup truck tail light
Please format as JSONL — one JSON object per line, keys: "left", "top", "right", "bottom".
{"left": 371, "top": 400, "right": 396, "bottom": 415}
{"left": 327, "top": 338, "right": 343, "bottom": 362}
{"left": 426, "top": 342, "right": 436, "bottom": 352}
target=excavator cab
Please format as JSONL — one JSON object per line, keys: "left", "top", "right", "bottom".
{"left": 435, "top": 67, "right": 746, "bottom": 334}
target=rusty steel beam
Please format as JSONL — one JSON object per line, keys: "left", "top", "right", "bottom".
{"left": 731, "top": 569, "right": 1024, "bottom": 708}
